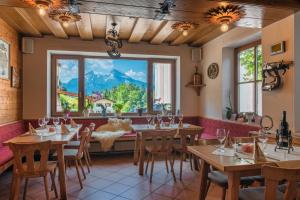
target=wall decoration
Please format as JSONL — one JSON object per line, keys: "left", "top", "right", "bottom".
{"left": 207, "top": 63, "right": 219, "bottom": 79}
{"left": 11, "top": 66, "right": 21, "bottom": 88}
{"left": 262, "top": 60, "right": 292, "bottom": 91}
{"left": 0, "top": 39, "right": 10, "bottom": 80}
{"left": 270, "top": 41, "right": 285, "bottom": 55}
{"left": 105, "top": 22, "right": 122, "bottom": 58}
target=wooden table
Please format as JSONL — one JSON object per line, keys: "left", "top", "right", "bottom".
{"left": 3, "top": 125, "right": 81, "bottom": 200}
{"left": 188, "top": 143, "right": 300, "bottom": 200}
{"left": 132, "top": 123, "right": 203, "bottom": 176}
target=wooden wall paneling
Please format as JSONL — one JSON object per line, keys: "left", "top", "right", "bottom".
{"left": 13, "top": 8, "right": 41, "bottom": 36}
{"left": 118, "top": 16, "right": 136, "bottom": 39}
{"left": 150, "top": 21, "right": 176, "bottom": 44}
{"left": 76, "top": 13, "right": 93, "bottom": 40}
{"left": 39, "top": 13, "right": 68, "bottom": 38}
{"left": 90, "top": 14, "right": 107, "bottom": 38}
{"left": 129, "top": 18, "right": 153, "bottom": 43}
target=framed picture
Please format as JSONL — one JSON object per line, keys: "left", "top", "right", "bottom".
{"left": 0, "top": 38, "right": 10, "bottom": 80}
{"left": 270, "top": 41, "right": 285, "bottom": 55}
{"left": 11, "top": 66, "right": 21, "bottom": 88}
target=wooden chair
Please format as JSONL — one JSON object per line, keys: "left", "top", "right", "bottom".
{"left": 8, "top": 141, "right": 58, "bottom": 200}
{"left": 173, "top": 129, "right": 199, "bottom": 180}
{"left": 64, "top": 123, "right": 95, "bottom": 173}
{"left": 239, "top": 164, "right": 300, "bottom": 200}
{"left": 198, "top": 138, "right": 259, "bottom": 200}
{"left": 55, "top": 128, "right": 89, "bottom": 189}
{"left": 144, "top": 129, "right": 177, "bottom": 183}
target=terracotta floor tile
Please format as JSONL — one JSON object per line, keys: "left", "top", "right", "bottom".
{"left": 102, "top": 183, "right": 131, "bottom": 195}
{"left": 119, "top": 187, "right": 150, "bottom": 200}
{"left": 84, "top": 190, "right": 117, "bottom": 200}
{"left": 85, "top": 178, "right": 115, "bottom": 190}
{"left": 154, "top": 184, "right": 183, "bottom": 198}
{"left": 143, "top": 193, "right": 173, "bottom": 200}
{"left": 117, "top": 176, "right": 144, "bottom": 187}
{"left": 68, "top": 185, "right": 98, "bottom": 199}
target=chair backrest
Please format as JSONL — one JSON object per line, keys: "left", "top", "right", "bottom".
{"left": 142, "top": 129, "right": 177, "bottom": 152}
{"left": 77, "top": 128, "right": 89, "bottom": 158}
{"left": 262, "top": 164, "right": 300, "bottom": 200}
{"left": 178, "top": 129, "right": 199, "bottom": 149}
{"left": 85, "top": 123, "right": 95, "bottom": 145}
{"left": 89, "top": 123, "right": 96, "bottom": 132}
{"left": 197, "top": 138, "right": 220, "bottom": 146}
{"left": 8, "top": 141, "right": 52, "bottom": 177}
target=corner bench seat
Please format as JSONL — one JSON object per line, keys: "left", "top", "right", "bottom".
{"left": 0, "top": 121, "right": 26, "bottom": 174}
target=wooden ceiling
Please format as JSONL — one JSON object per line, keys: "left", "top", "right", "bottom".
{"left": 0, "top": 0, "right": 297, "bottom": 46}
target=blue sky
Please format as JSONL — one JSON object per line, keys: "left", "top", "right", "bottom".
{"left": 58, "top": 58, "right": 148, "bottom": 83}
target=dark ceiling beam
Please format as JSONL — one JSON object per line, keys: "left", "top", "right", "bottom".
{"left": 210, "top": 0, "right": 300, "bottom": 10}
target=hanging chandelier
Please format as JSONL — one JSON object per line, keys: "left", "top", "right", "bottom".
{"left": 171, "top": 22, "right": 198, "bottom": 36}
{"left": 48, "top": 8, "right": 81, "bottom": 27}
{"left": 205, "top": 4, "right": 245, "bottom": 32}
{"left": 105, "top": 23, "right": 123, "bottom": 58}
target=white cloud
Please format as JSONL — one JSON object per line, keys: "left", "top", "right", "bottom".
{"left": 85, "top": 59, "right": 113, "bottom": 75}
{"left": 58, "top": 61, "right": 78, "bottom": 83}
{"left": 125, "top": 69, "right": 146, "bottom": 82}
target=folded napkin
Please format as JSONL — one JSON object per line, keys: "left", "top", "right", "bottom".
{"left": 253, "top": 138, "right": 266, "bottom": 162}
{"left": 61, "top": 123, "right": 70, "bottom": 134}
{"left": 70, "top": 119, "right": 78, "bottom": 128}
{"left": 28, "top": 123, "right": 37, "bottom": 135}
{"left": 223, "top": 134, "right": 233, "bottom": 148}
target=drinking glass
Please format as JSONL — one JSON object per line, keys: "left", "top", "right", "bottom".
{"left": 146, "top": 115, "right": 152, "bottom": 127}
{"left": 38, "top": 118, "right": 45, "bottom": 129}
{"left": 216, "top": 128, "right": 226, "bottom": 152}
{"left": 53, "top": 117, "right": 60, "bottom": 127}
{"left": 63, "top": 113, "right": 69, "bottom": 124}
{"left": 44, "top": 116, "right": 50, "bottom": 127}
{"left": 167, "top": 113, "right": 173, "bottom": 123}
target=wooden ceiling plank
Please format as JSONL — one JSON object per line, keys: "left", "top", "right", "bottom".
{"left": 150, "top": 21, "right": 176, "bottom": 45}
{"left": 191, "top": 26, "right": 222, "bottom": 46}
{"left": 106, "top": 15, "right": 122, "bottom": 37}
{"left": 39, "top": 13, "right": 68, "bottom": 38}
{"left": 90, "top": 14, "right": 106, "bottom": 38}
{"left": 14, "top": 8, "right": 41, "bottom": 36}
{"left": 76, "top": 13, "right": 93, "bottom": 40}
{"left": 129, "top": 18, "right": 153, "bottom": 43}
{"left": 118, "top": 16, "right": 136, "bottom": 39}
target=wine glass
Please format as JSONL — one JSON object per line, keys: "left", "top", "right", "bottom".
{"left": 146, "top": 115, "right": 152, "bottom": 127}
{"left": 62, "top": 113, "right": 69, "bottom": 124}
{"left": 157, "top": 114, "right": 162, "bottom": 125}
{"left": 167, "top": 113, "right": 173, "bottom": 122}
{"left": 44, "top": 116, "right": 50, "bottom": 127}
{"left": 177, "top": 111, "right": 184, "bottom": 127}
{"left": 216, "top": 129, "right": 226, "bottom": 152}
{"left": 53, "top": 117, "right": 60, "bottom": 128}
{"left": 258, "top": 130, "right": 268, "bottom": 152}
{"left": 38, "top": 118, "right": 45, "bottom": 129}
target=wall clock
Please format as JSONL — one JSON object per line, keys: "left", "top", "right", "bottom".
{"left": 207, "top": 63, "right": 219, "bottom": 79}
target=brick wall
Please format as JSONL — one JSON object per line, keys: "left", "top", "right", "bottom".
{"left": 0, "top": 18, "right": 22, "bottom": 124}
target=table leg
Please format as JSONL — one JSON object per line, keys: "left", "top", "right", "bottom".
{"left": 138, "top": 136, "right": 145, "bottom": 176}
{"left": 56, "top": 144, "right": 68, "bottom": 200}
{"left": 198, "top": 159, "right": 209, "bottom": 200}
{"left": 9, "top": 165, "right": 16, "bottom": 200}
{"left": 227, "top": 172, "right": 240, "bottom": 200}
{"left": 133, "top": 133, "right": 140, "bottom": 165}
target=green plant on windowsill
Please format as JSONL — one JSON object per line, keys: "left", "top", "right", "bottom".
{"left": 99, "top": 103, "right": 107, "bottom": 117}
{"left": 83, "top": 99, "right": 94, "bottom": 117}
{"left": 113, "top": 103, "right": 123, "bottom": 117}
{"left": 225, "top": 94, "right": 233, "bottom": 120}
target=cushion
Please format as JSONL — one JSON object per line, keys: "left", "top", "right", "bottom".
{"left": 239, "top": 186, "right": 284, "bottom": 200}
{"left": 96, "top": 118, "right": 133, "bottom": 132}
{"left": 0, "top": 146, "right": 13, "bottom": 166}
{"left": 0, "top": 121, "right": 26, "bottom": 147}
{"left": 208, "top": 171, "right": 256, "bottom": 188}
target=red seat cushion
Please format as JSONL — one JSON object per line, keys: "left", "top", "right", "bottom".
{"left": 200, "top": 132, "right": 218, "bottom": 139}
{"left": 0, "top": 121, "right": 26, "bottom": 148}
{"left": 0, "top": 146, "right": 13, "bottom": 166}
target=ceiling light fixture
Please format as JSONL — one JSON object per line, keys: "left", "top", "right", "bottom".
{"left": 48, "top": 9, "right": 81, "bottom": 27}
{"left": 171, "top": 22, "right": 198, "bottom": 36}
{"left": 205, "top": 4, "right": 245, "bottom": 32}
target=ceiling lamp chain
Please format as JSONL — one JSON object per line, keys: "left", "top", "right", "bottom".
{"left": 205, "top": 4, "right": 245, "bottom": 32}
{"left": 171, "top": 22, "right": 198, "bottom": 36}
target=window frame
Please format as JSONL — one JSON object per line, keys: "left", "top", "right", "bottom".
{"left": 51, "top": 54, "right": 176, "bottom": 116}
{"left": 234, "top": 40, "right": 262, "bottom": 114}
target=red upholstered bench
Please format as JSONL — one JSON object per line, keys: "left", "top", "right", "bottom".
{"left": 199, "top": 117, "right": 260, "bottom": 139}
{"left": 0, "top": 121, "right": 26, "bottom": 174}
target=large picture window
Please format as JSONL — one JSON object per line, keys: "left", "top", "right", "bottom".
{"left": 51, "top": 55, "right": 176, "bottom": 116}
{"left": 236, "top": 41, "right": 262, "bottom": 115}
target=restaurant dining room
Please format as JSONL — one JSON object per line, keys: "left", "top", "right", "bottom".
{"left": 1, "top": 0, "right": 300, "bottom": 200}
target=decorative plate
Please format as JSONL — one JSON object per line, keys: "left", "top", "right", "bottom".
{"left": 207, "top": 63, "right": 219, "bottom": 79}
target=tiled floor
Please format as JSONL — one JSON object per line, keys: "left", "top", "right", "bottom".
{"left": 0, "top": 154, "right": 223, "bottom": 200}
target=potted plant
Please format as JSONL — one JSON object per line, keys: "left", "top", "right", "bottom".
{"left": 161, "top": 103, "right": 171, "bottom": 116}
{"left": 99, "top": 103, "right": 107, "bottom": 117}
{"left": 225, "top": 94, "right": 233, "bottom": 120}
{"left": 113, "top": 103, "right": 123, "bottom": 117}
{"left": 60, "top": 99, "right": 71, "bottom": 116}
{"left": 136, "top": 101, "right": 144, "bottom": 116}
